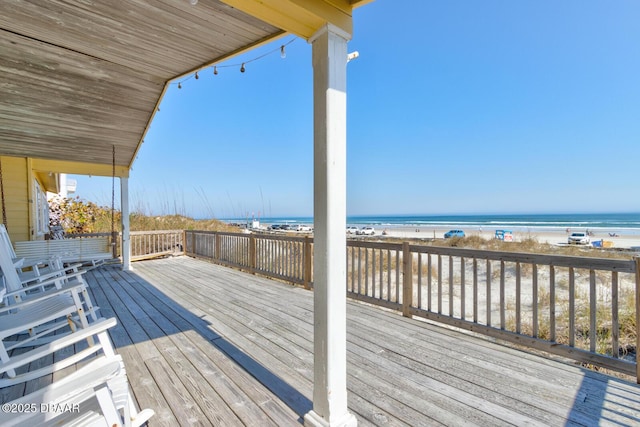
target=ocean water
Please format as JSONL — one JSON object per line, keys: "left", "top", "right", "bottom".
{"left": 248, "top": 213, "right": 640, "bottom": 235}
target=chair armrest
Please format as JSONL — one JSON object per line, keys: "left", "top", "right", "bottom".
{"left": 0, "top": 317, "right": 114, "bottom": 374}
{"left": 0, "top": 357, "right": 122, "bottom": 426}
{"left": 0, "top": 286, "right": 80, "bottom": 313}
{"left": 19, "top": 264, "right": 86, "bottom": 286}
{"left": 18, "top": 269, "right": 87, "bottom": 289}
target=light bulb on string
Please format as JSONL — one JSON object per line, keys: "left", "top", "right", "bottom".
{"left": 213, "top": 66, "right": 218, "bottom": 75}
{"left": 195, "top": 71, "right": 199, "bottom": 80}
{"left": 280, "top": 45, "right": 286, "bottom": 59}
{"left": 178, "top": 82, "right": 182, "bottom": 89}
{"left": 240, "top": 63, "right": 245, "bottom": 73}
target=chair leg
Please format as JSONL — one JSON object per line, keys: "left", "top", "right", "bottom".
{"left": 81, "top": 287, "right": 98, "bottom": 321}
{"left": 95, "top": 384, "right": 123, "bottom": 427}
{"left": 126, "top": 393, "right": 155, "bottom": 427}
{"left": 0, "top": 342, "right": 16, "bottom": 378}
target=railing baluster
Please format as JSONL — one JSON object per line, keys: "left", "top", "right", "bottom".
{"left": 590, "top": 269, "right": 596, "bottom": 353}
{"left": 486, "top": 259, "right": 492, "bottom": 327}
{"left": 612, "top": 271, "right": 619, "bottom": 358}
{"left": 461, "top": 256, "right": 465, "bottom": 320}
{"left": 351, "top": 246, "right": 355, "bottom": 292}
{"left": 371, "top": 248, "right": 376, "bottom": 298}
{"left": 438, "top": 255, "right": 443, "bottom": 314}
{"left": 550, "top": 265, "right": 556, "bottom": 342}
{"left": 516, "top": 262, "right": 521, "bottom": 334}
{"left": 287, "top": 241, "right": 291, "bottom": 277}
{"left": 365, "top": 248, "right": 370, "bottom": 297}
{"left": 357, "top": 247, "right": 362, "bottom": 295}
{"left": 569, "top": 267, "right": 575, "bottom": 348}
{"left": 500, "top": 261, "right": 506, "bottom": 330}
{"left": 417, "top": 253, "right": 422, "bottom": 309}
{"left": 427, "top": 254, "right": 432, "bottom": 312}
{"left": 449, "top": 256, "right": 454, "bottom": 316}
{"left": 532, "top": 264, "right": 538, "bottom": 338}
{"left": 387, "top": 249, "right": 391, "bottom": 301}
{"left": 395, "top": 250, "right": 400, "bottom": 303}
{"left": 379, "top": 249, "right": 383, "bottom": 300}
{"left": 473, "top": 258, "right": 478, "bottom": 323}
{"left": 345, "top": 247, "right": 350, "bottom": 292}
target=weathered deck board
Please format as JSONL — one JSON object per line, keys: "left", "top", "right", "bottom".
{"left": 3, "top": 256, "right": 639, "bottom": 426}
{"left": 91, "top": 265, "right": 301, "bottom": 427}
{"left": 114, "top": 257, "right": 640, "bottom": 426}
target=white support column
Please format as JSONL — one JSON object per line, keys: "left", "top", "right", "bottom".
{"left": 305, "top": 24, "right": 356, "bottom": 427}
{"left": 121, "top": 177, "right": 131, "bottom": 271}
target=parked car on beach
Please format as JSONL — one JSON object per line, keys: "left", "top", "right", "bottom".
{"left": 294, "top": 224, "right": 312, "bottom": 232}
{"left": 568, "top": 231, "right": 590, "bottom": 245}
{"left": 444, "top": 229, "right": 465, "bottom": 238}
{"left": 357, "top": 226, "right": 375, "bottom": 236}
{"left": 346, "top": 226, "right": 359, "bottom": 234}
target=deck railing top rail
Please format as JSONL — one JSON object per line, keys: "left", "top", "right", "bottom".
{"left": 407, "top": 244, "right": 637, "bottom": 272}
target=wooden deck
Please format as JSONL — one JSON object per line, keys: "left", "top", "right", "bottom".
{"left": 18, "top": 256, "right": 640, "bottom": 425}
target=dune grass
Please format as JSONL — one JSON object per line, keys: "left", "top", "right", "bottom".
{"left": 52, "top": 196, "right": 237, "bottom": 234}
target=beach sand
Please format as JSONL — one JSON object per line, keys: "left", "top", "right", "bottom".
{"left": 376, "top": 226, "right": 640, "bottom": 251}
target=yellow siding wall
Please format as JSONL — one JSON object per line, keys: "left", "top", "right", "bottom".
{"left": 1, "top": 156, "right": 31, "bottom": 242}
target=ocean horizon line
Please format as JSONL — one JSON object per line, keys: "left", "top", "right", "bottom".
{"left": 222, "top": 211, "right": 640, "bottom": 220}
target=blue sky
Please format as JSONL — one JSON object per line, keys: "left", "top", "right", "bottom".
{"left": 71, "top": 0, "right": 640, "bottom": 219}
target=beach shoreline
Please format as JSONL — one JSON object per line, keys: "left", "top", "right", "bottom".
{"left": 373, "top": 225, "right": 640, "bottom": 250}
{"left": 249, "top": 213, "right": 640, "bottom": 250}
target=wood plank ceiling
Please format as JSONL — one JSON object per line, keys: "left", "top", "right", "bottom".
{"left": 0, "top": 0, "right": 284, "bottom": 172}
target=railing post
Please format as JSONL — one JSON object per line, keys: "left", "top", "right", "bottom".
{"left": 635, "top": 256, "right": 639, "bottom": 384}
{"left": 215, "top": 232, "right": 221, "bottom": 261}
{"left": 111, "top": 230, "right": 118, "bottom": 259}
{"left": 304, "top": 236, "right": 312, "bottom": 290}
{"left": 402, "top": 241, "right": 413, "bottom": 317}
{"left": 190, "top": 231, "right": 196, "bottom": 256}
{"left": 249, "top": 235, "right": 257, "bottom": 272}
{"left": 182, "top": 230, "right": 186, "bottom": 254}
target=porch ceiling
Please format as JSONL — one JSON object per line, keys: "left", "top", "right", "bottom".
{"left": 0, "top": 1, "right": 369, "bottom": 176}
{"left": 0, "top": 1, "right": 290, "bottom": 174}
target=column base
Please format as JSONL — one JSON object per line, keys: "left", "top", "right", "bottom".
{"left": 304, "top": 410, "right": 357, "bottom": 427}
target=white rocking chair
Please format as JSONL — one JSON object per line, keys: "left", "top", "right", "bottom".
{"left": 0, "top": 317, "right": 154, "bottom": 426}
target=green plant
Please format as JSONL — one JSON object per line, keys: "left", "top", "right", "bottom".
{"left": 50, "top": 196, "right": 236, "bottom": 234}
{"left": 49, "top": 196, "right": 113, "bottom": 234}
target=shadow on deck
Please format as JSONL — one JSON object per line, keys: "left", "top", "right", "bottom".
{"left": 73, "top": 257, "right": 640, "bottom": 425}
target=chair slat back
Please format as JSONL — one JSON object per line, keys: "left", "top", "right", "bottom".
{"left": 0, "top": 241, "right": 26, "bottom": 294}
{"left": 0, "top": 225, "right": 16, "bottom": 259}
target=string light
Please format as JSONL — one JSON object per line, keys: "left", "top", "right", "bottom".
{"left": 172, "top": 37, "right": 296, "bottom": 88}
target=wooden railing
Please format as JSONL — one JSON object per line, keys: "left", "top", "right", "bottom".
{"left": 184, "top": 230, "right": 640, "bottom": 382}
{"left": 69, "top": 230, "right": 184, "bottom": 261}
{"left": 130, "top": 230, "right": 183, "bottom": 261}
{"left": 184, "top": 231, "right": 312, "bottom": 287}
{"left": 65, "top": 232, "right": 118, "bottom": 258}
